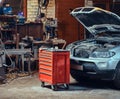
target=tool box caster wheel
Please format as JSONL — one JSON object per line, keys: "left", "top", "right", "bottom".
{"left": 51, "top": 85, "right": 57, "bottom": 91}
{"left": 41, "top": 82, "right": 45, "bottom": 87}
{"left": 64, "top": 84, "right": 69, "bottom": 89}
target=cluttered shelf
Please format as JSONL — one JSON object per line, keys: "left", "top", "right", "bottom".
{"left": 0, "top": 15, "right": 18, "bottom": 49}
{"left": 1, "top": 29, "right": 16, "bottom": 32}
{"left": 0, "top": 15, "right": 17, "bottom": 22}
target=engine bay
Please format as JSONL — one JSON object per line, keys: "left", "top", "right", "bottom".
{"left": 72, "top": 36, "right": 120, "bottom": 58}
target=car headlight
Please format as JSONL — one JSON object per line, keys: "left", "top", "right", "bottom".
{"left": 91, "top": 51, "right": 115, "bottom": 58}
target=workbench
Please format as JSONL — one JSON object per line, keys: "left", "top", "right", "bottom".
{"left": 2, "top": 49, "right": 32, "bottom": 74}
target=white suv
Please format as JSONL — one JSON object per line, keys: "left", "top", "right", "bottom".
{"left": 66, "top": 7, "right": 120, "bottom": 89}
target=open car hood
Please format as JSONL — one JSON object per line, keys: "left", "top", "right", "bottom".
{"left": 71, "top": 7, "right": 120, "bottom": 35}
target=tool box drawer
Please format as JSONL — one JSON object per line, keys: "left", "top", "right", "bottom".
{"left": 39, "top": 49, "right": 70, "bottom": 90}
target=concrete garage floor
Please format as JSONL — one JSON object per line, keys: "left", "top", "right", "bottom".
{"left": 0, "top": 72, "right": 120, "bottom": 99}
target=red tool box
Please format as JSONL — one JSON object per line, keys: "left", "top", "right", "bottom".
{"left": 39, "top": 49, "right": 70, "bottom": 90}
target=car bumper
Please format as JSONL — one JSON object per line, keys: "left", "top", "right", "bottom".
{"left": 70, "top": 59, "right": 115, "bottom": 80}
{"left": 70, "top": 68, "right": 115, "bottom": 80}
{"left": 70, "top": 56, "right": 118, "bottom": 70}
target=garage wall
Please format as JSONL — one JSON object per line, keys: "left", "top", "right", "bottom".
{"left": 27, "top": 0, "right": 38, "bottom": 21}
{"left": 55, "top": 0, "right": 85, "bottom": 44}
{"left": 45, "top": 0, "right": 55, "bottom": 18}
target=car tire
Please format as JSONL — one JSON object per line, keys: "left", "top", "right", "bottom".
{"left": 70, "top": 69, "right": 85, "bottom": 82}
{"left": 114, "top": 67, "right": 120, "bottom": 89}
